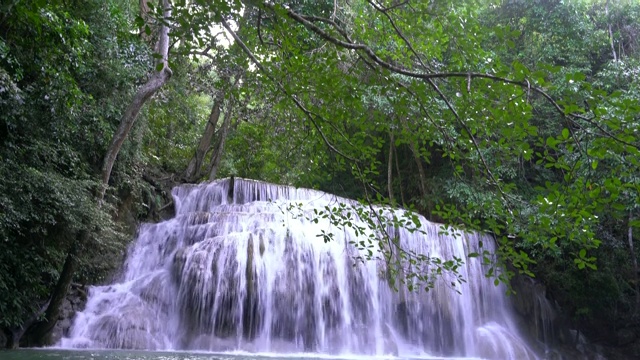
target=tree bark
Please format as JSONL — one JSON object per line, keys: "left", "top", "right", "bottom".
{"left": 21, "top": 0, "right": 173, "bottom": 346}
{"left": 410, "top": 142, "right": 427, "bottom": 198}
{"left": 398, "top": 117, "right": 427, "bottom": 198}
{"left": 387, "top": 132, "right": 395, "bottom": 205}
{"left": 606, "top": 0, "right": 618, "bottom": 62}
{"left": 139, "top": 0, "right": 151, "bottom": 42}
{"left": 394, "top": 143, "right": 406, "bottom": 206}
{"left": 100, "top": 0, "right": 172, "bottom": 201}
{"left": 20, "top": 235, "right": 81, "bottom": 346}
{"left": 3, "top": 327, "right": 20, "bottom": 349}
{"left": 629, "top": 212, "right": 639, "bottom": 313}
{"left": 183, "top": 93, "right": 224, "bottom": 182}
{"left": 208, "top": 101, "right": 234, "bottom": 180}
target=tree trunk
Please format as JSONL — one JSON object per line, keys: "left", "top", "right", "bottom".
{"left": 208, "top": 102, "right": 234, "bottom": 180}
{"left": 606, "top": 0, "right": 618, "bottom": 62}
{"left": 398, "top": 117, "right": 427, "bottom": 198}
{"left": 387, "top": 132, "right": 395, "bottom": 205}
{"left": 100, "top": 0, "right": 172, "bottom": 201}
{"left": 629, "top": 212, "right": 639, "bottom": 313}
{"left": 394, "top": 143, "right": 406, "bottom": 206}
{"left": 410, "top": 142, "right": 427, "bottom": 198}
{"left": 183, "top": 94, "right": 224, "bottom": 182}
{"left": 20, "top": 235, "right": 82, "bottom": 346}
{"left": 21, "top": 0, "right": 173, "bottom": 346}
{"left": 139, "top": 0, "right": 151, "bottom": 42}
{"left": 3, "top": 327, "right": 20, "bottom": 349}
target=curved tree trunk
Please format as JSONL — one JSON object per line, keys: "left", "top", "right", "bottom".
{"left": 100, "top": 0, "right": 172, "bottom": 201}
{"left": 21, "top": 0, "right": 173, "bottom": 347}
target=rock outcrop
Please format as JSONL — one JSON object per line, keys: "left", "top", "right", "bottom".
{"left": 511, "top": 274, "right": 640, "bottom": 359}
{"left": 49, "top": 283, "right": 89, "bottom": 345}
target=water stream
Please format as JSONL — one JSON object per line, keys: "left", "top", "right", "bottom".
{"left": 58, "top": 178, "right": 538, "bottom": 359}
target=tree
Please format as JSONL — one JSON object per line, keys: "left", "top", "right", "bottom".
{"left": 2, "top": 0, "right": 640, "bottom": 349}
{"left": 0, "top": 0, "right": 147, "bottom": 346}
{"left": 100, "top": 0, "right": 173, "bottom": 200}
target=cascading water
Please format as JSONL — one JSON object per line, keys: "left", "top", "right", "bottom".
{"left": 60, "top": 178, "right": 538, "bottom": 359}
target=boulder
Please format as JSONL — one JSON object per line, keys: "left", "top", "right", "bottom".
{"left": 49, "top": 283, "right": 89, "bottom": 345}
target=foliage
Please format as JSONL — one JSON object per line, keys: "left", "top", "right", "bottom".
{"left": 153, "top": 0, "right": 640, "bottom": 298}
{"left": 193, "top": 0, "right": 640, "bottom": 330}
{"left": 0, "top": 0, "right": 147, "bottom": 328}
{"left": 143, "top": 56, "right": 212, "bottom": 173}
{"left": 1, "top": 0, "right": 640, "bottom": 346}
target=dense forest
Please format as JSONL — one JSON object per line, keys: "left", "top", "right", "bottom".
{"left": 1, "top": 0, "right": 639, "bottom": 355}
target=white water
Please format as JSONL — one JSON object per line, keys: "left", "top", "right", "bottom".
{"left": 59, "top": 178, "right": 538, "bottom": 359}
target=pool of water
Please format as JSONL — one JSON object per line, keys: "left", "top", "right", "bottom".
{"left": 0, "top": 349, "right": 480, "bottom": 360}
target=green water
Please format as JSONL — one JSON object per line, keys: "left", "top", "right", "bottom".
{"left": 0, "top": 349, "right": 465, "bottom": 360}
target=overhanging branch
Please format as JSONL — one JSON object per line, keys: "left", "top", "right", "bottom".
{"left": 258, "top": 2, "right": 639, "bottom": 151}
{"left": 220, "top": 18, "right": 357, "bottom": 162}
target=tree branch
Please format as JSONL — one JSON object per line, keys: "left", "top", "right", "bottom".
{"left": 261, "top": 2, "right": 639, "bottom": 151}
{"left": 220, "top": 18, "right": 357, "bottom": 162}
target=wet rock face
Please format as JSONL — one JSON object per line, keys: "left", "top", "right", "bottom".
{"left": 243, "top": 235, "right": 261, "bottom": 341}
{"left": 89, "top": 310, "right": 162, "bottom": 350}
{"left": 510, "top": 275, "right": 567, "bottom": 349}
{"left": 510, "top": 274, "right": 640, "bottom": 360}
{"left": 49, "top": 284, "right": 88, "bottom": 345}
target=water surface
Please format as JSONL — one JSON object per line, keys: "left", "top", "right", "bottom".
{"left": 0, "top": 349, "right": 474, "bottom": 360}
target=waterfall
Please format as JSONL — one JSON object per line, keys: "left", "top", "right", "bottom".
{"left": 60, "top": 178, "right": 538, "bottom": 359}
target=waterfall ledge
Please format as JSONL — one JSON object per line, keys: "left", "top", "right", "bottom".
{"left": 60, "top": 178, "right": 539, "bottom": 359}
